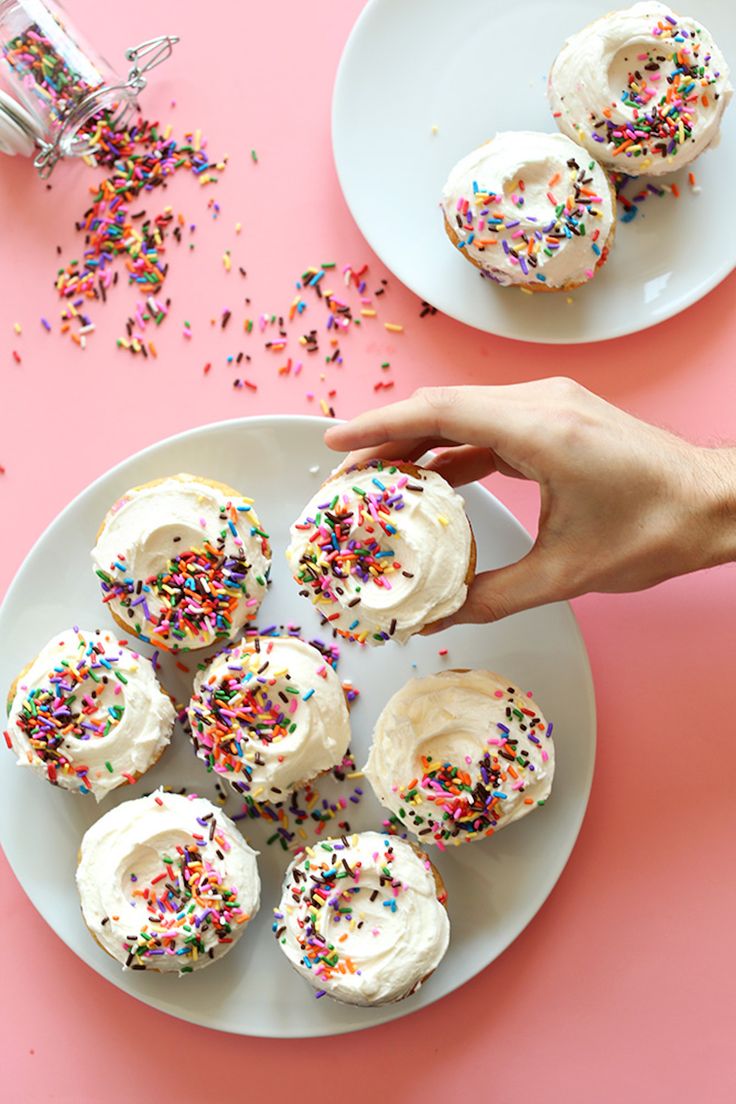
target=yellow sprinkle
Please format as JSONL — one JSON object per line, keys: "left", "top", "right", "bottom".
{"left": 384, "top": 322, "right": 404, "bottom": 333}
{"left": 566, "top": 297, "right": 574, "bottom": 305}
{"left": 223, "top": 251, "right": 232, "bottom": 271}
{"left": 360, "top": 308, "right": 377, "bottom": 317}
{"left": 13, "top": 322, "right": 21, "bottom": 334}
{"left": 519, "top": 287, "right": 533, "bottom": 296}
{"left": 320, "top": 398, "right": 330, "bottom": 416}
{"left": 162, "top": 123, "right": 172, "bottom": 140}
{"left": 437, "top": 515, "right": 449, "bottom": 526}
{"left": 431, "top": 124, "right": 439, "bottom": 135}
{"left": 346, "top": 771, "right": 364, "bottom": 779}
{"left": 235, "top": 222, "right": 242, "bottom": 234}
{"left": 194, "top": 128, "right": 201, "bottom": 151}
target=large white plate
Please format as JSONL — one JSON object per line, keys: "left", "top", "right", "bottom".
{"left": 332, "top": 0, "right": 736, "bottom": 344}
{"left": 0, "top": 416, "right": 595, "bottom": 1036}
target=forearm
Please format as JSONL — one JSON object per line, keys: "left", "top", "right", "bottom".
{"left": 694, "top": 447, "right": 736, "bottom": 568}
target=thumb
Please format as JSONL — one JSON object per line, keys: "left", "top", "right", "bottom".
{"left": 424, "top": 548, "right": 565, "bottom": 631}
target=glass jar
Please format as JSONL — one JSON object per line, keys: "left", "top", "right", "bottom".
{"left": 0, "top": 0, "right": 177, "bottom": 175}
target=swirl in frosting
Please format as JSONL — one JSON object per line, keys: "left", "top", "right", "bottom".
{"left": 365, "top": 670, "right": 555, "bottom": 846}
{"left": 273, "top": 831, "right": 449, "bottom": 1005}
{"left": 4, "top": 628, "right": 174, "bottom": 800}
{"left": 76, "top": 791, "right": 261, "bottom": 973}
{"left": 548, "top": 3, "right": 732, "bottom": 176}
{"left": 91, "top": 474, "right": 271, "bottom": 652}
{"left": 188, "top": 635, "right": 351, "bottom": 803}
{"left": 286, "top": 461, "right": 472, "bottom": 645}
{"left": 441, "top": 131, "right": 616, "bottom": 288}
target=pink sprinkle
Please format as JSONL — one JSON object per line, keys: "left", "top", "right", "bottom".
{"left": 494, "top": 690, "right": 504, "bottom": 698}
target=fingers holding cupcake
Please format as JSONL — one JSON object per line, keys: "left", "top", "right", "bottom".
{"left": 286, "top": 459, "right": 475, "bottom": 645}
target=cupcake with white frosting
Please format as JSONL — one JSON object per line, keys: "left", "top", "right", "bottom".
{"left": 441, "top": 131, "right": 616, "bottom": 290}
{"left": 273, "top": 831, "right": 449, "bottom": 1005}
{"left": 365, "top": 669, "right": 555, "bottom": 846}
{"left": 188, "top": 635, "right": 351, "bottom": 803}
{"left": 4, "top": 628, "right": 174, "bottom": 800}
{"left": 286, "top": 460, "right": 475, "bottom": 645}
{"left": 92, "top": 474, "right": 271, "bottom": 653}
{"left": 548, "top": 3, "right": 732, "bottom": 176}
{"left": 76, "top": 790, "right": 261, "bottom": 974}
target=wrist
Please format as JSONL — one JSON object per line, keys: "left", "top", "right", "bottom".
{"left": 691, "top": 447, "right": 736, "bottom": 568}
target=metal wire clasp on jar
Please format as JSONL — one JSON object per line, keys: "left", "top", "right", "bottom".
{"left": 0, "top": 0, "right": 177, "bottom": 176}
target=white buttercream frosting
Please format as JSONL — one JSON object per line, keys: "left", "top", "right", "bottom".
{"left": 548, "top": 3, "right": 732, "bottom": 176}
{"left": 188, "top": 635, "right": 351, "bottom": 803}
{"left": 286, "top": 461, "right": 472, "bottom": 645}
{"left": 91, "top": 474, "right": 271, "bottom": 651}
{"left": 274, "top": 831, "right": 449, "bottom": 1005}
{"left": 76, "top": 790, "right": 261, "bottom": 973}
{"left": 441, "top": 131, "right": 615, "bottom": 288}
{"left": 5, "top": 628, "right": 174, "bottom": 800}
{"left": 365, "top": 670, "right": 555, "bottom": 845}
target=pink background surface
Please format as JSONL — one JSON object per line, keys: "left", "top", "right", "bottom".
{"left": 1, "top": 1, "right": 735, "bottom": 1100}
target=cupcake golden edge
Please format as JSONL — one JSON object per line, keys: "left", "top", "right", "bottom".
{"left": 272, "top": 830, "right": 450, "bottom": 1005}
{"left": 187, "top": 634, "right": 352, "bottom": 804}
{"left": 4, "top": 627, "right": 175, "bottom": 800}
{"left": 285, "top": 459, "right": 475, "bottom": 646}
{"left": 76, "top": 790, "right": 261, "bottom": 974}
{"left": 364, "top": 669, "right": 555, "bottom": 846}
{"left": 91, "top": 473, "right": 272, "bottom": 653}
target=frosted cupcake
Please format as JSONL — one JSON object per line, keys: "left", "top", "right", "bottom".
{"left": 92, "top": 474, "right": 271, "bottom": 652}
{"left": 77, "top": 791, "right": 261, "bottom": 973}
{"left": 188, "top": 635, "right": 351, "bottom": 803}
{"left": 286, "top": 460, "right": 475, "bottom": 645}
{"left": 365, "top": 669, "right": 555, "bottom": 845}
{"left": 441, "top": 131, "right": 616, "bottom": 290}
{"left": 273, "top": 831, "right": 449, "bottom": 1005}
{"left": 4, "top": 628, "right": 174, "bottom": 799}
{"left": 548, "top": 3, "right": 732, "bottom": 176}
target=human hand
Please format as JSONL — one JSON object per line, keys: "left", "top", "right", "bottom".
{"left": 324, "top": 379, "right": 736, "bottom": 627}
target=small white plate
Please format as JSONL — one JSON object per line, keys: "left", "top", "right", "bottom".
{"left": 332, "top": 0, "right": 736, "bottom": 344}
{"left": 0, "top": 416, "right": 595, "bottom": 1036}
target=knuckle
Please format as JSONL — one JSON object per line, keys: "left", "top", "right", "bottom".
{"left": 412, "top": 385, "right": 461, "bottom": 435}
{"left": 471, "top": 588, "right": 516, "bottom": 623}
{"left": 547, "top": 375, "right": 584, "bottom": 400}
{"left": 413, "top": 385, "right": 458, "bottom": 409}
